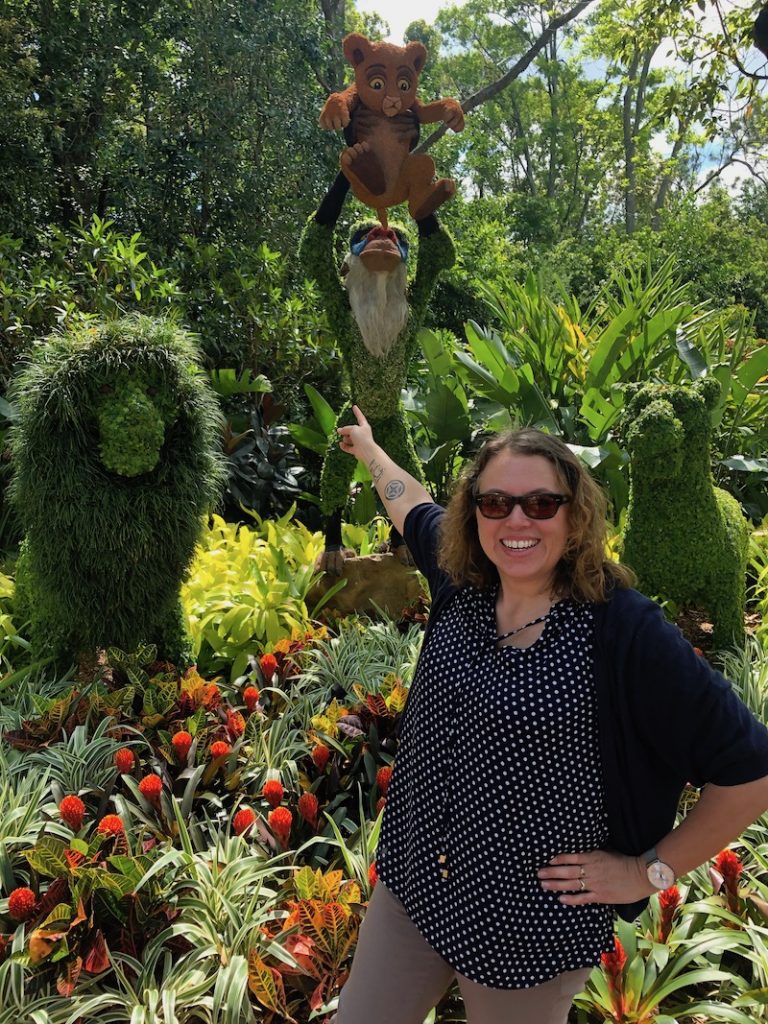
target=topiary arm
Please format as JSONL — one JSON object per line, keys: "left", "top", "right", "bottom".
{"left": 299, "top": 176, "right": 351, "bottom": 341}
{"left": 408, "top": 215, "right": 455, "bottom": 332}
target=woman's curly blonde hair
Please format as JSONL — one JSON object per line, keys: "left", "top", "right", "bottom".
{"left": 438, "top": 428, "right": 634, "bottom": 602}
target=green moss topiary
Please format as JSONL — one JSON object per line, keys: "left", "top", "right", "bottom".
{"left": 9, "top": 314, "right": 226, "bottom": 664}
{"left": 620, "top": 378, "right": 749, "bottom": 649}
{"left": 299, "top": 217, "right": 455, "bottom": 517}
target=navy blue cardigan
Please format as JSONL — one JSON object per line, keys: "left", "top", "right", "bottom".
{"left": 404, "top": 502, "right": 768, "bottom": 921}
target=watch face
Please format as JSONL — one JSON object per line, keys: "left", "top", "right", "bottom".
{"left": 648, "top": 860, "right": 675, "bottom": 889}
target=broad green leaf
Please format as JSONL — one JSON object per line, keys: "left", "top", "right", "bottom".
{"left": 304, "top": 384, "right": 338, "bottom": 438}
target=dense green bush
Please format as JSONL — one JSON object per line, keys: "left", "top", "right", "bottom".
{"left": 9, "top": 314, "right": 224, "bottom": 665}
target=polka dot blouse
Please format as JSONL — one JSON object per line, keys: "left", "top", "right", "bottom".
{"left": 376, "top": 517, "right": 615, "bottom": 988}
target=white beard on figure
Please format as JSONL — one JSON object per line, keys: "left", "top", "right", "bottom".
{"left": 344, "top": 254, "right": 409, "bottom": 358}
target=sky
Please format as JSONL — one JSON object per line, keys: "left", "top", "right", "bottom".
{"left": 355, "top": 0, "right": 446, "bottom": 41}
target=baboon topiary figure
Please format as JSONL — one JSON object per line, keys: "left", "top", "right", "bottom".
{"left": 9, "top": 315, "right": 225, "bottom": 664}
{"left": 620, "top": 378, "right": 749, "bottom": 650}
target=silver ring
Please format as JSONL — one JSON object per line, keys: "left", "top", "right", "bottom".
{"left": 579, "top": 866, "right": 585, "bottom": 879}
{"left": 579, "top": 878, "right": 586, "bottom": 892}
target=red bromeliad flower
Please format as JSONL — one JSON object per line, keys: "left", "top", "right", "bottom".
{"left": 8, "top": 887, "right": 36, "bottom": 922}
{"left": 171, "top": 730, "right": 193, "bottom": 761}
{"left": 209, "top": 740, "right": 231, "bottom": 759}
{"left": 714, "top": 849, "right": 743, "bottom": 912}
{"left": 368, "top": 861, "right": 378, "bottom": 888}
{"left": 114, "top": 748, "right": 135, "bottom": 774}
{"left": 233, "top": 807, "right": 256, "bottom": 836}
{"left": 243, "top": 686, "right": 260, "bottom": 713}
{"left": 268, "top": 806, "right": 292, "bottom": 846}
{"left": 59, "top": 795, "right": 86, "bottom": 831}
{"left": 601, "top": 936, "right": 627, "bottom": 1021}
{"left": 657, "top": 885, "right": 682, "bottom": 942}
{"left": 263, "top": 779, "right": 284, "bottom": 808}
{"left": 227, "top": 709, "right": 246, "bottom": 738}
{"left": 260, "top": 653, "right": 278, "bottom": 679}
{"left": 138, "top": 774, "right": 163, "bottom": 804}
{"left": 298, "top": 792, "right": 319, "bottom": 827}
{"left": 311, "top": 743, "right": 330, "bottom": 771}
{"left": 97, "top": 814, "right": 125, "bottom": 837}
{"left": 375, "top": 796, "right": 386, "bottom": 815}
{"left": 376, "top": 765, "right": 393, "bottom": 795}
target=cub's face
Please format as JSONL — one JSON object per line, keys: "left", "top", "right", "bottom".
{"left": 343, "top": 33, "right": 427, "bottom": 117}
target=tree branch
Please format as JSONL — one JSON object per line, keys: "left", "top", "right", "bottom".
{"left": 694, "top": 154, "right": 768, "bottom": 193}
{"left": 415, "top": 0, "right": 597, "bottom": 153}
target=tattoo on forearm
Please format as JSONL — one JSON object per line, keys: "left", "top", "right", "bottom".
{"left": 368, "top": 458, "right": 384, "bottom": 484}
{"left": 385, "top": 479, "right": 406, "bottom": 500}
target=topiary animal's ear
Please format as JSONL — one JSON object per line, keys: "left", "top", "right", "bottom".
{"left": 404, "top": 40, "right": 428, "bottom": 72}
{"left": 343, "top": 33, "right": 373, "bottom": 67}
{"left": 616, "top": 382, "right": 644, "bottom": 407}
{"left": 693, "top": 376, "right": 721, "bottom": 410}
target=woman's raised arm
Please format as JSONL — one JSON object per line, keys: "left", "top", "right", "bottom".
{"left": 337, "top": 405, "right": 433, "bottom": 537}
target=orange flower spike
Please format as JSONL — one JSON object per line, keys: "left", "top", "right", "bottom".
{"left": 601, "top": 936, "right": 627, "bottom": 1020}
{"left": 114, "top": 748, "right": 135, "bottom": 774}
{"left": 368, "top": 862, "right": 378, "bottom": 888}
{"left": 311, "top": 743, "right": 330, "bottom": 771}
{"left": 209, "top": 740, "right": 231, "bottom": 759}
{"left": 268, "top": 806, "right": 292, "bottom": 847}
{"left": 376, "top": 765, "right": 393, "bottom": 795}
{"left": 243, "top": 686, "right": 260, "bottom": 713}
{"left": 97, "top": 814, "right": 125, "bottom": 837}
{"left": 375, "top": 796, "right": 386, "bottom": 815}
{"left": 59, "top": 795, "right": 86, "bottom": 831}
{"left": 262, "top": 779, "right": 284, "bottom": 808}
{"left": 259, "top": 653, "right": 278, "bottom": 679}
{"left": 714, "top": 849, "right": 743, "bottom": 912}
{"left": 298, "top": 792, "right": 319, "bottom": 827}
{"left": 8, "top": 887, "right": 37, "bottom": 921}
{"left": 657, "top": 885, "right": 682, "bottom": 942}
{"left": 138, "top": 774, "right": 163, "bottom": 805}
{"left": 233, "top": 807, "right": 256, "bottom": 836}
{"left": 171, "top": 730, "right": 193, "bottom": 762}
{"left": 227, "top": 709, "right": 246, "bottom": 738}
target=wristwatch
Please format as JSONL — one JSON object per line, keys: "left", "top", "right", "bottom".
{"left": 643, "top": 846, "right": 676, "bottom": 889}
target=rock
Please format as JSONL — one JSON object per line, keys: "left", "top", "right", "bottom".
{"left": 309, "top": 552, "right": 424, "bottom": 619}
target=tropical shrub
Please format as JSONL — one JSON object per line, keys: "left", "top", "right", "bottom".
{"left": 181, "top": 510, "right": 330, "bottom": 681}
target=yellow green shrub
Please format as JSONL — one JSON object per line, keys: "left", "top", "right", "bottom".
{"left": 181, "top": 509, "right": 326, "bottom": 680}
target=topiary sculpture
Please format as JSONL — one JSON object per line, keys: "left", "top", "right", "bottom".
{"left": 620, "top": 378, "right": 749, "bottom": 650}
{"left": 9, "top": 314, "right": 225, "bottom": 665}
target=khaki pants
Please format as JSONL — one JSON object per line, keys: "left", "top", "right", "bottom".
{"left": 334, "top": 882, "right": 592, "bottom": 1024}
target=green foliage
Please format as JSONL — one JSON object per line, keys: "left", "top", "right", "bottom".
{"left": 748, "top": 525, "right": 768, "bottom": 652}
{"left": 181, "top": 511, "right": 327, "bottom": 681}
{"left": 0, "top": 0, "right": 337, "bottom": 253}
{"left": 620, "top": 380, "right": 750, "bottom": 649}
{"left": 9, "top": 314, "right": 225, "bottom": 664}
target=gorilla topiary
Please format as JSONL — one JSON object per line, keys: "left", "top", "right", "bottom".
{"left": 9, "top": 314, "right": 225, "bottom": 665}
{"left": 619, "top": 378, "right": 749, "bottom": 650}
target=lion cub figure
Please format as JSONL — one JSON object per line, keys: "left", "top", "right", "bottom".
{"left": 319, "top": 33, "right": 464, "bottom": 221}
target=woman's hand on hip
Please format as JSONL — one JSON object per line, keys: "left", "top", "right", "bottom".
{"left": 537, "top": 849, "right": 653, "bottom": 905}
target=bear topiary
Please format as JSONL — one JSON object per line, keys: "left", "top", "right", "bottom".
{"left": 9, "top": 314, "right": 225, "bottom": 665}
{"left": 620, "top": 377, "right": 749, "bottom": 650}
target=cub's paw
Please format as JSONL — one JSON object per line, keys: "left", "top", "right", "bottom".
{"left": 442, "top": 100, "right": 465, "bottom": 132}
{"left": 320, "top": 95, "right": 351, "bottom": 131}
{"left": 341, "top": 140, "right": 371, "bottom": 166}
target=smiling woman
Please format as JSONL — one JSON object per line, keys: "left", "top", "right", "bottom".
{"left": 333, "top": 407, "right": 768, "bottom": 1024}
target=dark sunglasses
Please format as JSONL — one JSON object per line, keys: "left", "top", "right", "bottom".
{"left": 474, "top": 492, "right": 570, "bottom": 520}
